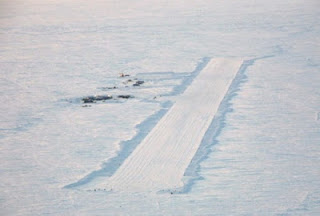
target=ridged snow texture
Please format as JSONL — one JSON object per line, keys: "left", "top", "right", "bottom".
{"left": 103, "top": 58, "right": 244, "bottom": 192}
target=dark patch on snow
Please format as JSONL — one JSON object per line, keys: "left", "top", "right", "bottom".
{"left": 81, "top": 94, "right": 135, "bottom": 104}
{"left": 82, "top": 105, "right": 92, "bottom": 108}
{"left": 118, "top": 95, "right": 134, "bottom": 99}
{"left": 82, "top": 95, "right": 113, "bottom": 103}
{"left": 133, "top": 80, "right": 144, "bottom": 86}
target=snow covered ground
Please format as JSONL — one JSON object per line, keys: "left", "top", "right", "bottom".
{"left": 1, "top": 0, "right": 320, "bottom": 215}
{"left": 97, "top": 58, "right": 243, "bottom": 193}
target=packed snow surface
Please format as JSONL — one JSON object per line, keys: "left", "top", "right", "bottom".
{"left": 1, "top": 0, "right": 320, "bottom": 215}
{"left": 102, "top": 59, "right": 243, "bottom": 192}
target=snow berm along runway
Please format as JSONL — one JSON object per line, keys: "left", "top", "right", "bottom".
{"left": 102, "top": 58, "right": 244, "bottom": 192}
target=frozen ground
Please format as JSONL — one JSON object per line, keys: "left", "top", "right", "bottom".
{"left": 1, "top": 0, "right": 320, "bottom": 215}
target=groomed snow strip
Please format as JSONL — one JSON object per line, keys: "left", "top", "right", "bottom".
{"left": 103, "top": 58, "right": 244, "bottom": 192}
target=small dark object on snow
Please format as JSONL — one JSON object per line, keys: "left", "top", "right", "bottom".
{"left": 136, "top": 80, "right": 144, "bottom": 85}
{"left": 120, "top": 73, "right": 130, "bottom": 77}
{"left": 133, "top": 80, "right": 144, "bottom": 86}
{"left": 118, "top": 95, "right": 134, "bottom": 99}
{"left": 82, "top": 96, "right": 95, "bottom": 103}
{"left": 100, "top": 86, "right": 118, "bottom": 91}
{"left": 100, "top": 86, "right": 117, "bottom": 90}
{"left": 82, "top": 95, "right": 112, "bottom": 103}
{"left": 123, "top": 79, "right": 133, "bottom": 85}
{"left": 108, "top": 86, "right": 117, "bottom": 89}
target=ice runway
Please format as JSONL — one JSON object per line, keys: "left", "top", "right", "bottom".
{"left": 102, "top": 58, "right": 244, "bottom": 192}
